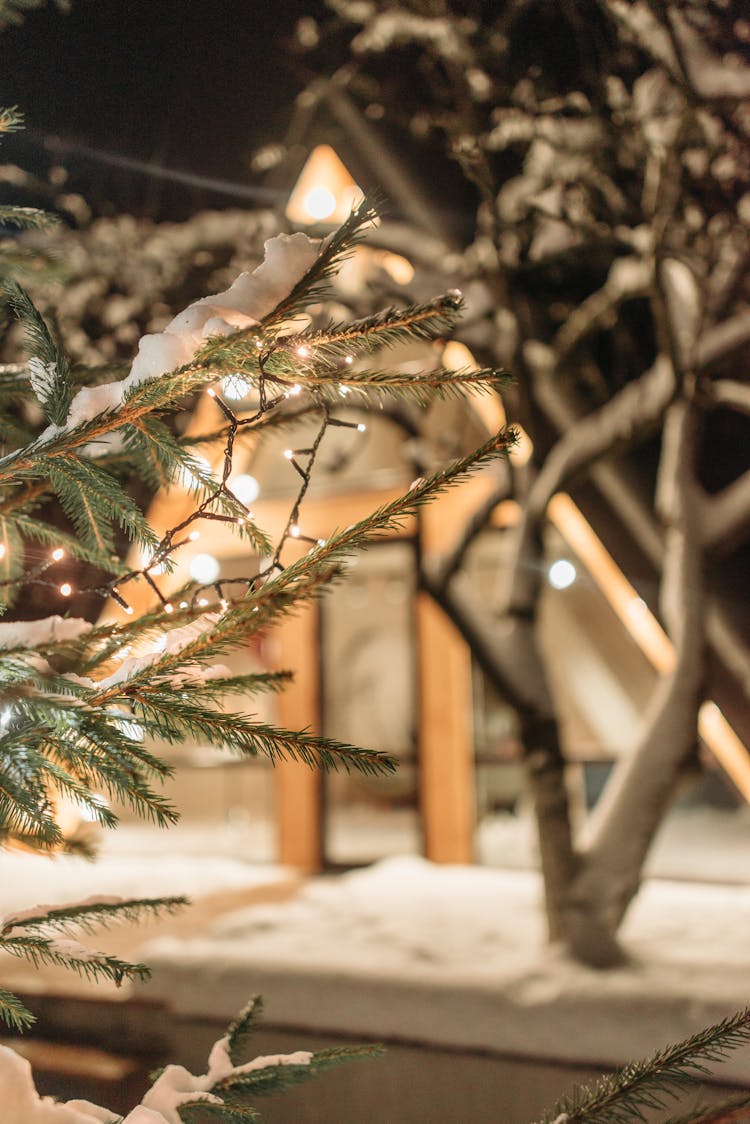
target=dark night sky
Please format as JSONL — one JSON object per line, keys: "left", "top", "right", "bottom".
{"left": 1, "top": 0, "right": 328, "bottom": 215}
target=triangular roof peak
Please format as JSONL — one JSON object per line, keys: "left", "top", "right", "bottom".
{"left": 286, "top": 144, "right": 363, "bottom": 225}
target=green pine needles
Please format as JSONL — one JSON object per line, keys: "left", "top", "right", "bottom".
{"left": 0, "top": 87, "right": 514, "bottom": 1114}
{"left": 537, "top": 1007, "right": 750, "bottom": 1124}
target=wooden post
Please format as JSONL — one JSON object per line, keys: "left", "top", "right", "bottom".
{"left": 271, "top": 603, "right": 324, "bottom": 872}
{"left": 416, "top": 592, "right": 476, "bottom": 863}
{"left": 417, "top": 479, "right": 479, "bottom": 864}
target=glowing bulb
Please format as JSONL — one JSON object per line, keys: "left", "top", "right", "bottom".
{"left": 51, "top": 548, "right": 65, "bottom": 562}
{"left": 59, "top": 582, "right": 72, "bottom": 597}
{"left": 198, "top": 597, "right": 209, "bottom": 608}
{"left": 345, "top": 355, "right": 353, "bottom": 365}
{"left": 206, "top": 387, "right": 217, "bottom": 398}
{"left": 284, "top": 449, "right": 294, "bottom": 460}
{"left": 548, "top": 559, "right": 577, "bottom": 590}
{"left": 189, "top": 530, "right": 201, "bottom": 541}
{"left": 289, "top": 383, "right": 302, "bottom": 396}
{"left": 164, "top": 603, "right": 174, "bottom": 614}
{"left": 190, "top": 553, "right": 221, "bottom": 584}
{"left": 232, "top": 474, "right": 260, "bottom": 505}
{"left": 222, "top": 374, "right": 251, "bottom": 401}
{"left": 296, "top": 346, "right": 310, "bottom": 359}
{"left": 179, "top": 601, "right": 189, "bottom": 609}
{"left": 290, "top": 525, "right": 301, "bottom": 538}
{"left": 124, "top": 605, "right": 134, "bottom": 616}
{"left": 357, "top": 423, "right": 367, "bottom": 432}
{"left": 317, "top": 538, "right": 326, "bottom": 547}
{"left": 303, "top": 185, "right": 337, "bottom": 221}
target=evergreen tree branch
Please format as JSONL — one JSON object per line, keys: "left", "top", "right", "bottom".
{"left": 0, "top": 986, "right": 34, "bottom": 1032}
{"left": 0, "top": 933, "right": 151, "bottom": 987}
{"left": 663, "top": 1093, "right": 750, "bottom": 1124}
{"left": 2, "top": 280, "right": 72, "bottom": 425}
{"left": 0, "top": 894, "right": 188, "bottom": 937}
{"left": 226, "top": 996, "right": 264, "bottom": 1064}
{"left": 538, "top": 1008, "right": 750, "bottom": 1123}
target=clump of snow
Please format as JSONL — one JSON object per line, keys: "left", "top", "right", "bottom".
{"left": 76, "top": 613, "right": 220, "bottom": 690}
{"left": 660, "top": 257, "right": 702, "bottom": 368}
{"left": 135, "top": 851, "right": 750, "bottom": 1080}
{"left": 0, "top": 1045, "right": 118, "bottom": 1123}
{"left": 0, "top": 616, "right": 91, "bottom": 650}
{"left": 352, "top": 11, "right": 472, "bottom": 62}
{"left": 138, "top": 1044, "right": 312, "bottom": 1124}
{"left": 27, "top": 357, "right": 58, "bottom": 405}
{"left": 46, "top": 938, "right": 105, "bottom": 964}
{"left": 0, "top": 1037, "right": 312, "bottom": 1124}
{"left": 36, "top": 231, "right": 320, "bottom": 441}
{"left": 205, "top": 1035, "right": 312, "bottom": 1081}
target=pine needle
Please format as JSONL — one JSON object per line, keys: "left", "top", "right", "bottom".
{"left": 538, "top": 1008, "right": 750, "bottom": 1124}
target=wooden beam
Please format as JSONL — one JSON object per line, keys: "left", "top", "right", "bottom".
{"left": 416, "top": 591, "right": 476, "bottom": 863}
{"left": 270, "top": 602, "right": 324, "bottom": 872}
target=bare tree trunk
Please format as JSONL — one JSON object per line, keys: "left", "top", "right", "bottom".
{"left": 421, "top": 563, "right": 578, "bottom": 942}
{"left": 566, "top": 398, "right": 705, "bottom": 966}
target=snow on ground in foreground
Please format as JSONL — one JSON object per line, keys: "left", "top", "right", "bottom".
{"left": 134, "top": 815, "right": 750, "bottom": 1075}
{"left": 0, "top": 848, "right": 287, "bottom": 918}
{"left": 1, "top": 808, "right": 749, "bottom": 1073}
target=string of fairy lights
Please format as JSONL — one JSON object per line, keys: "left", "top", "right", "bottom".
{"left": 0, "top": 338, "right": 369, "bottom": 620}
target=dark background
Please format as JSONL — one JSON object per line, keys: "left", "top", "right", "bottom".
{"left": 0, "top": 0, "right": 328, "bottom": 218}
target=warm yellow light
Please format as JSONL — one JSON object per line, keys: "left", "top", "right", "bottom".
{"left": 286, "top": 145, "right": 363, "bottom": 226}
{"left": 304, "top": 185, "right": 336, "bottom": 221}
{"left": 547, "top": 494, "right": 675, "bottom": 675}
{"left": 443, "top": 340, "right": 507, "bottom": 437}
{"left": 509, "top": 425, "right": 534, "bottom": 466}
{"left": 548, "top": 492, "right": 750, "bottom": 801}
{"left": 372, "top": 249, "right": 415, "bottom": 285}
{"left": 698, "top": 702, "right": 750, "bottom": 804}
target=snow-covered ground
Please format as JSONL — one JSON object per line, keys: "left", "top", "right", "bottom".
{"left": 1, "top": 807, "right": 749, "bottom": 1083}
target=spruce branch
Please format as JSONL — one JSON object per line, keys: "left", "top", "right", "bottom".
{"left": 12, "top": 514, "right": 127, "bottom": 575}
{"left": 0, "top": 986, "right": 34, "bottom": 1032}
{"left": 45, "top": 454, "right": 157, "bottom": 552}
{"left": 226, "top": 995, "right": 264, "bottom": 1063}
{"left": 0, "top": 105, "right": 23, "bottom": 133}
{"left": 663, "top": 1093, "right": 750, "bottom": 1124}
{"left": 2, "top": 280, "right": 72, "bottom": 425}
{"left": 0, "top": 894, "right": 188, "bottom": 937}
{"left": 89, "top": 430, "right": 512, "bottom": 700}
{"left": 300, "top": 364, "right": 509, "bottom": 406}
{"left": 262, "top": 193, "right": 381, "bottom": 326}
{"left": 179, "top": 1104, "right": 261, "bottom": 1122}
{"left": 0, "top": 932, "right": 151, "bottom": 987}
{"left": 131, "top": 697, "right": 398, "bottom": 778}
{"left": 0, "top": 206, "right": 58, "bottom": 231}
{"left": 219, "top": 1044, "right": 385, "bottom": 1099}
{"left": 538, "top": 1008, "right": 750, "bottom": 1124}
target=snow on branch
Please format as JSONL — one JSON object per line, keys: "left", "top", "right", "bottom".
{"left": 32, "top": 232, "right": 321, "bottom": 445}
